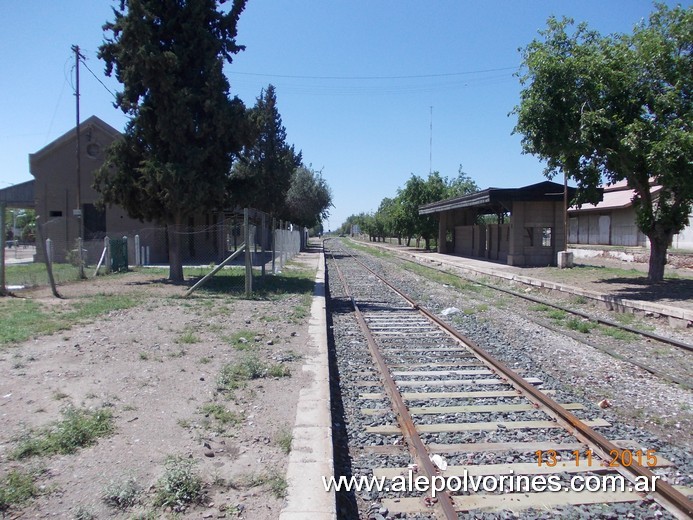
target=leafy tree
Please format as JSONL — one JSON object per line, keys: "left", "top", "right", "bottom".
{"left": 230, "top": 84, "right": 302, "bottom": 216}
{"left": 514, "top": 4, "right": 692, "bottom": 282}
{"left": 95, "top": 0, "right": 249, "bottom": 282}
{"left": 447, "top": 165, "right": 480, "bottom": 198}
{"left": 337, "top": 214, "right": 364, "bottom": 235}
{"left": 376, "top": 197, "right": 406, "bottom": 244}
{"left": 399, "top": 172, "right": 449, "bottom": 250}
{"left": 283, "top": 165, "right": 333, "bottom": 229}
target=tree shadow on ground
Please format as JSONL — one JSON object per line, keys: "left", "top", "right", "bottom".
{"left": 594, "top": 276, "right": 693, "bottom": 302}
{"left": 188, "top": 270, "right": 315, "bottom": 298}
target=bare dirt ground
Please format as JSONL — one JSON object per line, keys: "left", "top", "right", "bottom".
{"left": 0, "top": 254, "right": 319, "bottom": 519}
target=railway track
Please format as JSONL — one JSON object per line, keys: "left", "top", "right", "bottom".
{"left": 325, "top": 239, "right": 693, "bottom": 519}
{"left": 349, "top": 240, "right": 693, "bottom": 390}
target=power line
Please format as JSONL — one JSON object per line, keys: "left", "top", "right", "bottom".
{"left": 79, "top": 56, "right": 117, "bottom": 99}
{"left": 228, "top": 65, "right": 518, "bottom": 81}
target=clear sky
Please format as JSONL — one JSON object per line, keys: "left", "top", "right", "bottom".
{"left": 1, "top": 1, "right": 689, "bottom": 231}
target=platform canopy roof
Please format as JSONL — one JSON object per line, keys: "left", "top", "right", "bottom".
{"left": 419, "top": 180, "right": 577, "bottom": 216}
{"left": 0, "top": 180, "right": 35, "bottom": 209}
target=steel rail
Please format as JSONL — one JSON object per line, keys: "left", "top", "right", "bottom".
{"left": 338, "top": 243, "right": 693, "bottom": 519}
{"left": 328, "top": 252, "right": 458, "bottom": 520}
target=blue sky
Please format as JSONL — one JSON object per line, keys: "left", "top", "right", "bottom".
{"left": 1, "top": 1, "right": 689, "bottom": 231}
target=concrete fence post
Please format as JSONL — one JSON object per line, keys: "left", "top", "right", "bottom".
{"left": 0, "top": 203, "right": 5, "bottom": 295}
{"left": 104, "top": 237, "right": 111, "bottom": 274}
{"left": 244, "top": 208, "right": 252, "bottom": 297}
{"left": 134, "top": 235, "right": 141, "bottom": 266}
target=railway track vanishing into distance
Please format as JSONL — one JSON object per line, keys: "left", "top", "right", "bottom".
{"left": 325, "top": 239, "right": 693, "bottom": 519}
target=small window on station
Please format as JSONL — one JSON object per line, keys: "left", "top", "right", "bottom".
{"left": 49, "top": 210, "right": 63, "bottom": 217}
{"left": 541, "top": 227, "right": 552, "bottom": 247}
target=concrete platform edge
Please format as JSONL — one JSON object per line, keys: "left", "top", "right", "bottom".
{"left": 279, "top": 248, "right": 336, "bottom": 519}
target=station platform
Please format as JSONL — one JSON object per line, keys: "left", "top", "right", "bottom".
{"left": 358, "top": 240, "right": 693, "bottom": 327}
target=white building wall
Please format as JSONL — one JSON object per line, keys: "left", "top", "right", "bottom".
{"left": 672, "top": 212, "right": 693, "bottom": 250}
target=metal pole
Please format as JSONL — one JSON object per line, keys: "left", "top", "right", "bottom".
{"left": 0, "top": 203, "right": 6, "bottom": 296}
{"left": 260, "top": 213, "right": 266, "bottom": 277}
{"left": 244, "top": 208, "right": 251, "bottom": 296}
{"left": 271, "top": 217, "right": 276, "bottom": 274}
{"left": 72, "top": 44, "right": 85, "bottom": 279}
{"left": 564, "top": 171, "right": 568, "bottom": 252}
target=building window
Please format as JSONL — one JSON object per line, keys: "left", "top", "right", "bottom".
{"left": 83, "top": 204, "right": 106, "bottom": 239}
{"left": 49, "top": 210, "right": 63, "bottom": 217}
{"left": 542, "top": 227, "right": 553, "bottom": 247}
{"left": 86, "top": 143, "right": 101, "bottom": 159}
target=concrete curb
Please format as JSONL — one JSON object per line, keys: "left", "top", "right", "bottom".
{"left": 279, "top": 249, "right": 336, "bottom": 520}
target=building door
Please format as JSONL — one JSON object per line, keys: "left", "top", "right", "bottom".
{"left": 598, "top": 215, "right": 611, "bottom": 245}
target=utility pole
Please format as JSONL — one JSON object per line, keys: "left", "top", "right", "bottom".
{"left": 429, "top": 106, "right": 433, "bottom": 175}
{"left": 72, "top": 44, "right": 85, "bottom": 278}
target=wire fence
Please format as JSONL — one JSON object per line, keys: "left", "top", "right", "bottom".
{"left": 1, "top": 208, "right": 305, "bottom": 297}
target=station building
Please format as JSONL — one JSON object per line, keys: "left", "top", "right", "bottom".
{"left": 419, "top": 181, "right": 578, "bottom": 267}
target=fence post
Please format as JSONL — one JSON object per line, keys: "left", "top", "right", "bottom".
{"left": 123, "top": 236, "right": 128, "bottom": 270}
{"left": 244, "top": 208, "right": 252, "bottom": 297}
{"left": 0, "top": 202, "right": 5, "bottom": 295}
{"left": 104, "top": 237, "right": 111, "bottom": 274}
{"left": 261, "top": 213, "right": 266, "bottom": 278}
{"left": 135, "top": 235, "right": 140, "bottom": 266}
{"left": 77, "top": 237, "right": 85, "bottom": 278}
{"left": 271, "top": 217, "right": 276, "bottom": 274}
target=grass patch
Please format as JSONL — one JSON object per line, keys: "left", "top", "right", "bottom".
{"left": 0, "top": 293, "right": 141, "bottom": 347}
{"left": 180, "top": 264, "right": 315, "bottom": 300}
{"left": 530, "top": 304, "right": 551, "bottom": 312}
{"left": 0, "top": 469, "right": 39, "bottom": 513}
{"left": 613, "top": 312, "right": 656, "bottom": 331}
{"left": 200, "top": 403, "right": 242, "bottom": 429}
{"left": 289, "top": 293, "right": 312, "bottom": 323}
{"left": 73, "top": 505, "right": 97, "bottom": 520}
{"left": 267, "top": 364, "right": 292, "bottom": 378}
{"left": 276, "top": 428, "right": 293, "bottom": 454}
{"left": 5, "top": 263, "right": 81, "bottom": 287}
{"left": 268, "top": 474, "right": 288, "bottom": 498}
{"left": 224, "top": 329, "right": 259, "bottom": 350}
{"left": 600, "top": 326, "right": 636, "bottom": 341}
{"left": 547, "top": 309, "right": 567, "bottom": 321}
{"left": 154, "top": 456, "right": 204, "bottom": 511}
{"left": 566, "top": 318, "right": 593, "bottom": 334}
{"left": 12, "top": 407, "right": 114, "bottom": 459}
{"left": 231, "top": 472, "right": 288, "bottom": 499}
{"left": 217, "top": 354, "right": 291, "bottom": 393}
{"left": 344, "top": 240, "right": 394, "bottom": 259}
{"left": 400, "top": 262, "right": 476, "bottom": 292}
{"left": 102, "top": 476, "right": 141, "bottom": 510}
{"left": 177, "top": 329, "right": 200, "bottom": 344}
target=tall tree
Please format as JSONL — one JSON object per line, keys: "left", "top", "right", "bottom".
{"left": 283, "top": 165, "right": 333, "bottom": 229}
{"left": 514, "top": 4, "right": 692, "bottom": 282}
{"left": 400, "top": 172, "right": 449, "bottom": 250}
{"left": 230, "top": 85, "right": 302, "bottom": 216}
{"left": 95, "top": 0, "right": 249, "bottom": 282}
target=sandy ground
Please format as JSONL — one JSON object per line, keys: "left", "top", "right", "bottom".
{"left": 0, "top": 257, "right": 318, "bottom": 519}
